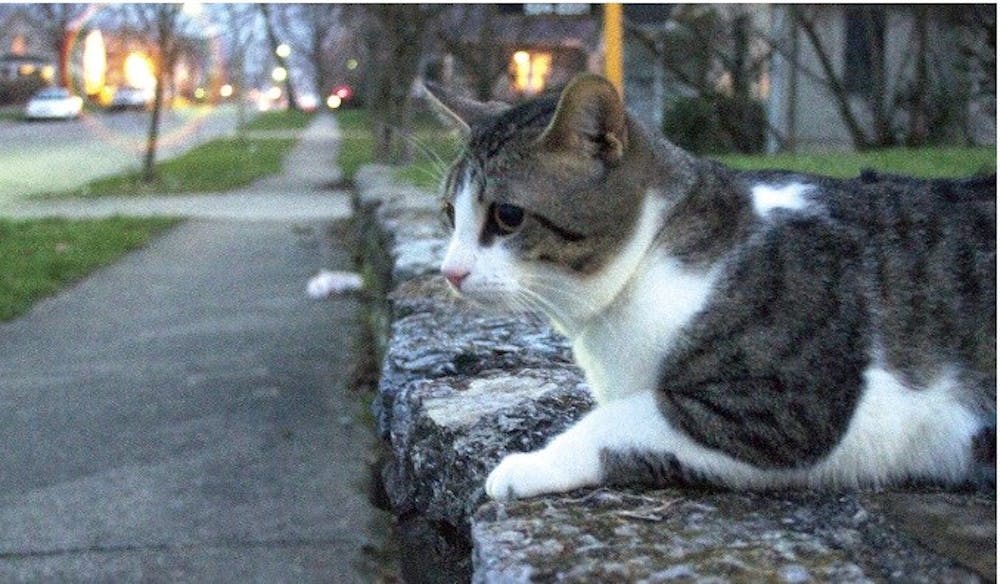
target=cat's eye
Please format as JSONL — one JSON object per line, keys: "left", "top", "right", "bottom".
{"left": 442, "top": 202, "right": 455, "bottom": 228}
{"left": 491, "top": 203, "right": 525, "bottom": 234}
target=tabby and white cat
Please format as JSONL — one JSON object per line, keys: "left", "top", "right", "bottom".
{"left": 424, "top": 74, "right": 995, "bottom": 499}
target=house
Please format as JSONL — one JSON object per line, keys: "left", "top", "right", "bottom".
{"left": 767, "top": 4, "right": 995, "bottom": 151}
{"left": 0, "top": 7, "right": 56, "bottom": 84}
{"left": 432, "top": 4, "right": 600, "bottom": 102}
{"left": 0, "top": 5, "right": 212, "bottom": 104}
{"left": 422, "top": 4, "right": 994, "bottom": 153}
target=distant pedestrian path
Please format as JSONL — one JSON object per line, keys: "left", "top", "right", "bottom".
{"left": 0, "top": 113, "right": 352, "bottom": 222}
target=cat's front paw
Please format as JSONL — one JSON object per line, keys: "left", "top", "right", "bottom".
{"left": 486, "top": 452, "right": 552, "bottom": 499}
{"left": 486, "top": 451, "right": 594, "bottom": 500}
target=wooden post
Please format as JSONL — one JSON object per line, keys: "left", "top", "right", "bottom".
{"left": 603, "top": 3, "right": 624, "bottom": 96}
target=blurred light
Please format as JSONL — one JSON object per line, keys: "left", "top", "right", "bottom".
{"left": 124, "top": 52, "right": 156, "bottom": 90}
{"left": 219, "top": 84, "right": 234, "bottom": 98}
{"left": 182, "top": 2, "right": 202, "bottom": 17}
{"left": 298, "top": 94, "right": 318, "bottom": 111}
{"left": 267, "top": 86, "right": 282, "bottom": 100}
{"left": 271, "top": 66, "right": 287, "bottom": 83}
{"left": 335, "top": 87, "right": 350, "bottom": 99}
{"left": 346, "top": 58, "right": 358, "bottom": 70}
{"left": 276, "top": 43, "right": 291, "bottom": 58}
{"left": 326, "top": 95, "right": 342, "bottom": 109}
{"left": 19, "top": 64, "right": 35, "bottom": 76}
{"left": 194, "top": 87, "right": 206, "bottom": 100}
{"left": 512, "top": 50, "right": 551, "bottom": 95}
{"left": 83, "top": 30, "right": 107, "bottom": 95}
{"left": 40, "top": 65, "right": 54, "bottom": 82}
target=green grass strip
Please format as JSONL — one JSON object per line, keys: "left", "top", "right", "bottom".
{"left": 0, "top": 216, "right": 179, "bottom": 321}
{"left": 50, "top": 109, "right": 313, "bottom": 198}
{"left": 716, "top": 146, "right": 996, "bottom": 179}
{"left": 334, "top": 109, "right": 375, "bottom": 182}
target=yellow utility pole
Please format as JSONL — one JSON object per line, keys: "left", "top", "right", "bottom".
{"left": 603, "top": 3, "right": 624, "bottom": 96}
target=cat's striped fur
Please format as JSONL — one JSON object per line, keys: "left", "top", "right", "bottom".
{"left": 427, "top": 75, "right": 995, "bottom": 498}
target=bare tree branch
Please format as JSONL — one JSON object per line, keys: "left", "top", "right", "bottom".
{"left": 790, "top": 6, "right": 873, "bottom": 149}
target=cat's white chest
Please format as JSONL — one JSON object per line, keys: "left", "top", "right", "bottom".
{"left": 572, "top": 253, "right": 719, "bottom": 403}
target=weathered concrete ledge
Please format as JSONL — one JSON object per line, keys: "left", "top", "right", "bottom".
{"left": 355, "top": 164, "right": 995, "bottom": 583}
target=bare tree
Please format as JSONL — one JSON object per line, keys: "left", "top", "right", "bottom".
{"left": 351, "top": 5, "right": 443, "bottom": 164}
{"left": 626, "top": 6, "right": 772, "bottom": 153}
{"left": 216, "top": 4, "right": 259, "bottom": 131}
{"left": 278, "top": 4, "right": 342, "bottom": 97}
{"left": 23, "top": 3, "right": 89, "bottom": 88}
{"left": 129, "top": 3, "right": 188, "bottom": 183}
{"left": 258, "top": 3, "right": 298, "bottom": 110}
{"left": 435, "top": 5, "right": 510, "bottom": 101}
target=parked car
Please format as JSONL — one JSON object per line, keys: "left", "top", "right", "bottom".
{"left": 23, "top": 87, "right": 83, "bottom": 121}
{"left": 108, "top": 86, "right": 152, "bottom": 111}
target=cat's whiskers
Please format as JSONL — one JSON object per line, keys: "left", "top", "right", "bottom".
{"left": 521, "top": 275, "right": 632, "bottom": 347}
{"left": 515, "top": 284, "right": 587, "bottom": 337}
{"left": 520, "top": 275, "right": 600, "bottom": 316}
{"left": 389, "top": 125, "right": 460, "bottom": 186}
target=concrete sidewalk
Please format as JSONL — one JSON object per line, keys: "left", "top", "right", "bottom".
{"left": 0, "top": 116, "right": 392, "bottom": 581}
{"left": 0, "top": 114, "right": 352, "bottom": 222}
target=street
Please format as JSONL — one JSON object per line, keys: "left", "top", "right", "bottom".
{"left": 0, "top": 105, "right": 242, "bottom": 203}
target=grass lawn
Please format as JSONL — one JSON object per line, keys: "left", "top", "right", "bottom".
{"left": 716, "top": 146, "right": 996, "bottom": 179}
{"left": 0, "top": 216, "right": 179, "bottom": 322}
{"left": 49, "top": 109, "right": 313, "bottom": 198}
{"left": 334, "top": 109, "right": 375, "bottom": 182}
{"left": 338, "top": 108, "right": 994, "bottom": 186}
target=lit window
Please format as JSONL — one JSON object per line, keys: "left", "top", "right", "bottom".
{"left": 11, "top": 35, "right": 26, "bottom": 56}
{"left": 511, "top": 51, "right": 552, "bottom": 96}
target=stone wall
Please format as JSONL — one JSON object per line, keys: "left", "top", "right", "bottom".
{"left": 355, "top": 164, "right": 995, "bottom": 583}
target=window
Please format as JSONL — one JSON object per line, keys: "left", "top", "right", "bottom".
{"left": 11, "top": 35, "right": 26, "bottom": 56}
{"left": 511, "top": 51, "right": 552, "bottom": 96}
{"left": 843, "top": 7, "right": 885, "bottom": 95}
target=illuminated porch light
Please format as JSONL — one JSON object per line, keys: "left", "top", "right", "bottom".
{"left": 511, "top": 50, "right": 552, "bottom": 95}
{"left": 124, "top": 52, "right": 156, "bottom": 90}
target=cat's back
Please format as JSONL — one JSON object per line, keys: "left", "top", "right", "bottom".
{"left": 744, "top": 169, "right": 995, "bottom": 405}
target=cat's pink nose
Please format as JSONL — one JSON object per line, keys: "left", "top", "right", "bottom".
{"left": 443, "top": 268, "right": 469, "bottom": 290}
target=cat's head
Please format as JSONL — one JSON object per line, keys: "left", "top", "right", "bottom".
{"left": 425, "top": 75, "right": 653, "bottom": 329}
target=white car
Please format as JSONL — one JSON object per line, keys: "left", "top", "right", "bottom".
{"left": 109, "top": 86, "right": 152, "bottom": 111}
{"left": 24, "top": 87, "right": 83, "bottom": 120}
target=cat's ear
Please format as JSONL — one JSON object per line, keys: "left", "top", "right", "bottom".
{"left": 421, "top": 81, "right": 509, "bottom": 136}
{"left": 539, "top": 74, "right": 627, "bottom": 165}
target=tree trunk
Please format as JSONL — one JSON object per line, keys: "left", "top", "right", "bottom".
{"left": 142, "top": 68, "right": 166, "bottom": 183}
{"left": 260, "top": 4, "right": 300, "bottom": 111}
{"left": 58, "top": 30, "right": 72, "bottom": 88}
{"left": 367, "top": 5, "right": 437, "bottom": 164}
{"left": 907, "top": 6, "right": 930, "bottom": 146}
{"left": 865, "top": 7, "right": 893, "bottom": 147}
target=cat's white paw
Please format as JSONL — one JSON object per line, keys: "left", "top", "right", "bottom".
{"left": 486, "top": 450, "right": 597, "bottom": 499}
{"left": 486, "top": 452, "right": 554, "bottom": 499}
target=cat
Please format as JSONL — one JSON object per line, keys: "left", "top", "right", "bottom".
{"left": 423, "top": 74, "right": 996, "bottom": 500}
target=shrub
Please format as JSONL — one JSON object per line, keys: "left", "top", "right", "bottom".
{"left": 0, "top": 73, "right": 48, "bottom": 105}
{"left": 662, "top": 94, "right": 766, "bottom": 155}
